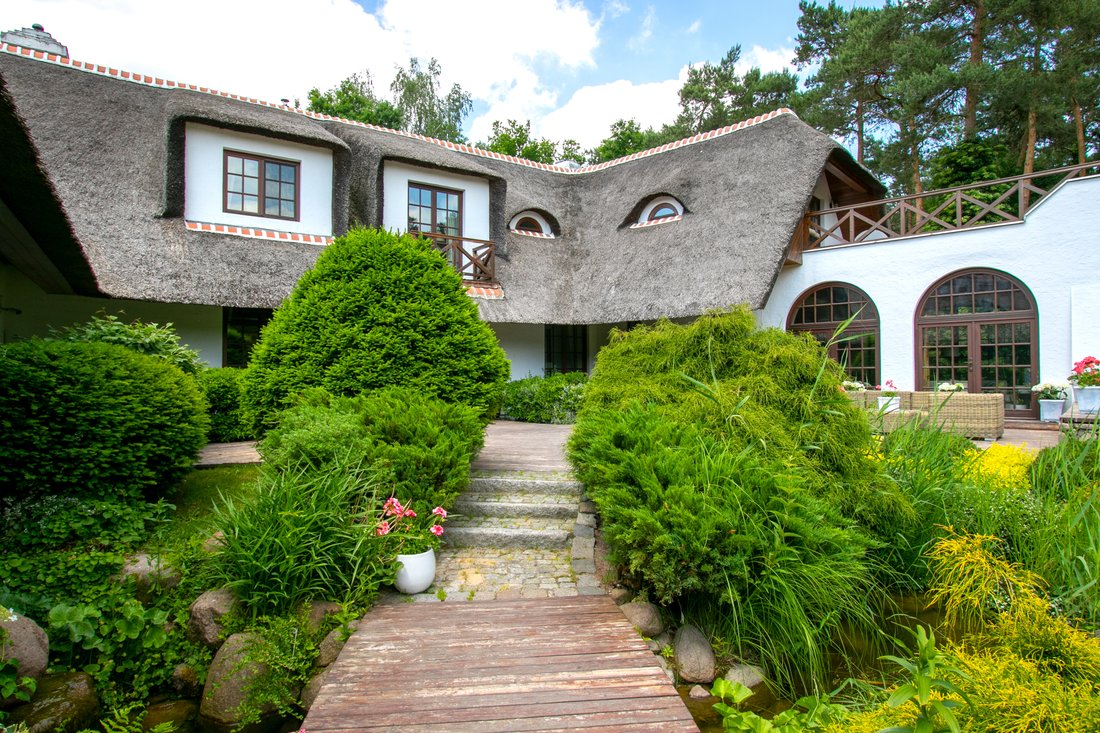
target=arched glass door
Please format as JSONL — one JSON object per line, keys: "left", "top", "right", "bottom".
{"left": 916, "top": 269, "right": 1038, "bottom": 416}
{"left": 788, "top": 282, "right": 879, "bottom": 386}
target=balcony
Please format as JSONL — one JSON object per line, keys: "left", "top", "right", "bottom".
{"left": 412, "top": 231, "right": 496, "bottom": 284}
{"left": 788, "top": 161, "right": 1100, "bottom": 265}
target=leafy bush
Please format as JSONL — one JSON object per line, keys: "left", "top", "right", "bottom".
{"left": 211, "top": 459, "right": 394, "bottom": 617}
{"left": 568, "top": 309, "right": 889, "bottom": 692}
{"left": 241, "top": 228, "right": 510, "bottom": 431}
{"left": 571, "top": 403, "right": 878, "bottom": 692}
{"left": 500, "top": 372, "right": 586, "bottom": 423}
{"left": 0, "top": 495, "right": 172, "bottom": 551}
{"left": 199, "top": 368, "right": 253, "bottom": 442}
{"left": 260, "top": 386, "right": 483, "bottom": 511}
{"left": 54, "top": 313, "right": 205, "bottom": 376}
{"left": 0, "top": 340, "right": 208, "bottom": 502}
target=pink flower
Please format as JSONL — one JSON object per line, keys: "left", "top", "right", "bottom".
{"left": 430, "top": 524, "right": 444, "bottom": 536}
{"left": 376, "top": 521, "right": 391, "bottom": 536}
{"left": 432, "top": 507, "right": 447, "bottom": 519}
{"left": 404, "top": 509, "right": 417, "bottom": 518}
{"left": 383, "top": 497, "right": 403, "bottom": 517}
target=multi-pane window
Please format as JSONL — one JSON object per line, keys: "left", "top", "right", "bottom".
{"left": 408, "top": 184, "right": 461, "bottom": 236}
{"left": 224, "top": 152, "right": 299, "bottom": 220}
{"left": 545, "top": 325, "right": 588, "bottom": 375}
{"left": 788, "top": 283, "right": 879, "bottom": 386}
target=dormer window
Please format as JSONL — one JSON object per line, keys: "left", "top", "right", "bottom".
{"left": 224, "top": 151, "right": 299, "bottom": 221}
{"left": 632, "top": 196, "right": 684, "bottom": 228}
{"left": 509, "top": 210, "right": 554, "bottom": 237}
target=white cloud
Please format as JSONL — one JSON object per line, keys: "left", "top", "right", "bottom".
{"left": 736, "top": 44, "right": 796, "bottom": 74}
{"left": 627, "top": 5, "right": 655, "bottom": 50}
{"left": 602, "top": 0, "right": 630, "bottom": 19}
{"left": 533, "top": 66, "right": 689, "bottom": 149}
{"left": 2, "top": 0, "right": 601, "bottom": 123}
{"left": 686, "top": 19, "right": 701, "bottom": 34}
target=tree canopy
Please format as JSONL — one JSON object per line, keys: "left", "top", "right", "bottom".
{"left": 476, "top": 119, "right": 584, "bottom": 164}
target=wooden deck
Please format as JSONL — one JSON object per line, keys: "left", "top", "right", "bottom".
{"left": 302, "top": 595, "right": 698, "bottom": 732}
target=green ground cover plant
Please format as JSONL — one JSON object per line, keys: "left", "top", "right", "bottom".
{"left": 0, "top": 339, "right": 208, "bottom": 503}
{"left": 241, "top": 227, "right": 510, "bottom": 431}
{"left": 500, "top": 372, "right": 587, "bottom": 423}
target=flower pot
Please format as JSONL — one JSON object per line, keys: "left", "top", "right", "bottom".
{"left": 1038, "top": 398, "right": 1065, "bottom": 422}
{"left": 878, "top": 395, "right": 900, "bottom": 413}
{"left": 395, "top": 548, "right": 436, "bottom": 594}
{"left": 1075, "top": 385, "right": 1100, "bottom": 414}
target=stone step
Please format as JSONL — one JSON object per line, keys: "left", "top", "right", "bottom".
{"left": 443, "top": 525, "right": 573, "bottom": 550}
{"left": 453, "top": 497, "right": 577, "bottom": 519}
{"left": 467, "top": 475, "right": 584, "bottom": 496}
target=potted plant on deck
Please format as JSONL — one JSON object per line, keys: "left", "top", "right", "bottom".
{"left": 876, "top": 380, "right": 899, "bottom": 413}
{"left": 375, "top": 497, "right": 448, "bottom": 594}
{"left": 1031, "top": 381, "right": 1069, "bottom": 422}
{"left": 1069, "top": 357, "right": 1100, "bottom": 413}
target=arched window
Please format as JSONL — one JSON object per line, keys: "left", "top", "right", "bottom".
{"left": 916, "top": 269, "right": 1038, "bottom": 414}
{"left": 788, "top": 282, "right": 879, "bottom": 386}
{"left": 509, "top": 210, "right": 554, "bottom": 236}
{"left": 637, "top": 196, "right": 684, "bottom": 224}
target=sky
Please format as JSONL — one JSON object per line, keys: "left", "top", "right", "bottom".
{"left": 3, "top": 1, "right": 873, "bottom": 150}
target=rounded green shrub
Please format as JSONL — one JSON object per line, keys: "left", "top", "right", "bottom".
{"left": 241, "top": 228, "right": 510, "bottom": 431}
{"left": 199, "top": 367, "right": 252, "bottom": 443}
{"left": 0, "top": 339, "right": 208, "bottom": 501}
{"left": 501, "top": 372, "right": 587, "bottom": 423}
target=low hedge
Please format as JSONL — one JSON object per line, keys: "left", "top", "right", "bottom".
{"left": 500, "top": 372, "right": 587, "bottom": 423}
{"left": 259, "top": 386, "right": 484, "bottom": 511}
{"left": 199, "top": 367, "right": 253, "bottom": 443}
{"left": 0, "top": 339, "right": 208, "bottom": 502}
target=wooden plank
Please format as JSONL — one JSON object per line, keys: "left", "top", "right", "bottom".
{"left": 302, "top": 595, "right": 697, "bottom": 732}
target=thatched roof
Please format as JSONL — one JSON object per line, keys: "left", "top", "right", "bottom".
{"left": 0, "top": 45, "right": 883, "bottom": 322}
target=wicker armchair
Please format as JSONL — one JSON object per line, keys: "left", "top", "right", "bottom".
{"left": 848, "top": 390, "right": 1004, "bottom": 439}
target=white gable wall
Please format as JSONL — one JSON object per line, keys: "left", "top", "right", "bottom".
{"left": 759, "top": 175, "right": 1100, "bottom": 390}
{"left": 382, "top": 162, "right": 491, "bottom": 239}
{"left": 184, "top": 123, "right": 334, "bottom": 236}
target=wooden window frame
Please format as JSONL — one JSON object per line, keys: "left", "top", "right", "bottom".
{"left": 787, "top": 282, "right": 880, "bottom": 386}
{"left": 407, "top": 182, "right": 464, "bottom": 237}
{"left": 223, "top": 149, "right": 301, "bottom": 222}
{"left": 515, "top": 216, "right": 543, "bottom": 233}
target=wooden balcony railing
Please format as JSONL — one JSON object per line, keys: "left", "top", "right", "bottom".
{"left": 797, "top": 161, "right": 1100, "bottom": 253}
{"left": 412, "top": 231, "right": 496, "bottom": 284}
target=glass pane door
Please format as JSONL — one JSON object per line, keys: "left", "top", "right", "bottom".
{"left": 980, "top": 321, "right": 1033, "bottom": 412}
{"left": 920, "top": 325, "right": 970, "bottom": 387}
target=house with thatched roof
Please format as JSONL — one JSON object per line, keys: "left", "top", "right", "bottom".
{"left": 2, "top": 30, "right": 1098, "bottom": 421}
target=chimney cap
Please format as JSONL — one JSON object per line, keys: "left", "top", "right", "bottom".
{"left": 31, "top": 23, "right": 44, "bottom": 31}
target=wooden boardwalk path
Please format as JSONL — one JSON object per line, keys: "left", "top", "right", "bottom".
{"left": 302, "top": 595, "right": 698, "bottom": 732}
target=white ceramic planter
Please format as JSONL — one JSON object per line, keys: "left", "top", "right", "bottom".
{"left": 1076, "top": 386, "right": 1100, "bottom": 414}
{"left": 1038, "top": 398, "right": 1065, "bottom": 422}
{"left": 878, "top": 395, "right": 900, "bottom": 413}
{"left": 395, "top": 548, "right": 436, "bottom": 594}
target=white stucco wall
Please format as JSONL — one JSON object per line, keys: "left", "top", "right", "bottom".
{"left": 382, "top": 162, "right": 490, "bottom": 239}
{"left": 1, "top": 264, "right": 225, "bottom": 366}
{"left": 759, "top": 175, "right": 1100, "bottom": 390}
{"left": 490, "top": 322, "right": 544, "bottom": 380}
{"left": 184, "top": 123, "right": 334, "bottom": 236}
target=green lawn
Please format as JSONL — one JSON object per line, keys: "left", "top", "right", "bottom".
{"left": 158, "top": 464, "right": 262, "bottom": 545}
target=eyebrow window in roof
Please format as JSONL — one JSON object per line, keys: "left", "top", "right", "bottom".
{"left": 224, "top": 151, "right": 300, "bottom": 221}
{"left": 509, "top": 210, "right": 554, "bottom": 237}
{"left": 633, "top": 196, "right": 684, "bottom": 227}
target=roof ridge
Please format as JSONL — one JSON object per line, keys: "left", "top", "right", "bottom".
{"left": 0, "top": 42, "right": 797, "bottom": 175}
